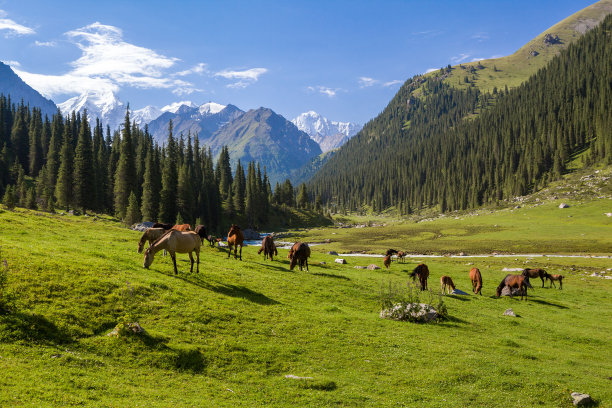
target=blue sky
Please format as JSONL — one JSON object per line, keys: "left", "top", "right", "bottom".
{"left": 0, "top": 0, "right": 598, "bottom": 124}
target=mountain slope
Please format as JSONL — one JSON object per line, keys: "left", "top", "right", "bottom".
{"left": 0, "top": 62, "right": 57, "bottom": 117}
{"left": 209, "top": 107, "right": 322, "bottom": 185}
{"left": 292, "top": 111, "right": 362, "bottom": 152}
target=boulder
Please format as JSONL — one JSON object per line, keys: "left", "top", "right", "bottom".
{"left": 559, "top": 203, "right": 570, "bottom": 208}
{"left": 501, "top": 286, "right": 525, "bottom": 297}
{"left": 242, "top": 229, "right": 260, "bottom": 240}
{"left": 131, "top": 222, "right": 155, "bottom": 232}
{"left": 605, "top": 213, "right": 612, "bottom": 217}
{"left": 503, "top": 308, "right": 517, "bottom": 317}
{"left": 367, "top": 264, "right": 381, "bottom": 270}
{"left": 327, "top": 251, "right": 339, "bottom": 255}
{"left": 451, "top": 289, "right": 469, "bottom": 295}
{"left": 458, "top": 252, "right": 467, "bottom": 256}
{"left": 335, "top": 258, "right": 347, "bottom": 264}
{"left": 380, "top": 303, "right": 438, "bottom": 322}
{"left": 571, "top": 392, "right": 593, "bottom": 406}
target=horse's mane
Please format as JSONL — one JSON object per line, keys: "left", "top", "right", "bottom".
{"left": 150, "top": 229, "right": 174, "bottom": 247}
{"left": 496, "top": 274, "right": 511, "bottom": 294}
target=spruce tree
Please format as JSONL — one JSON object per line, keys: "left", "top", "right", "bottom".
{"left": 158, "top": 120, "right": 178, "bottom": 223}
{"left": 177, "top": 162, "right": 194, "bottom": 225}
{"left": 54, "top": 124, "right": 74, "bottom": 211}
{"left": 28, "top": 109, "right": 43, "bottom": 177}
{"left": 124, "top": 191, "right": 141, "bottom": 225}
{"left": 232, "top": 160, "right": 245, "bottom": 214}
{"left": 140, "top": 148, "right": 159, "bottom": 221}
{"left": 73, "top": 110, "right": 94, "bottom": 212}
{"left": 113, "top": 110, "right": 137, "bottom": 219}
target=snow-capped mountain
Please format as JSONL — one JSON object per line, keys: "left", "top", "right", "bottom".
{"left": 131, "top": 105, "right": 162, "bottom": 126}
{"left": 292, "top": 111, "right": 362, "bottom": 152}
{"left": 58, "top": 90, "right": 126, "bottom": 131}
{"left": 160, "top": 101, "right": 198, "bottom": 114}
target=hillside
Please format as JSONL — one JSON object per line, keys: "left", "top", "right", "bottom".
{"left": 309, "top": 11, "right": 612, "bottom": 214}
{"left": 0, "top": 62, "right": 57, "bottom": 118}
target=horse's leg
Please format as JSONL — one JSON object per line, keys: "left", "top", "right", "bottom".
{"left": 239, "top": 244, "right": 242, "bottom": 261}
{"left": 170, "top": 252, "right": 178, "bottom": 275}
{"left": 540, "top": 274, "right": 545, "bottom": 288}
{"left": 189, "top": 252, "right": 194, "bottom": 273}
{"left": 559, "top": 278, "right": 562, "bottom": 290}
{"left": 227, "top": 244, "right": 232, "bottom": 258}
{"left": 196, "top": 248, "right": 200, "bottom": 273}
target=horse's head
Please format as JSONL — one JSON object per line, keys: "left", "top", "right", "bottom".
{"left": 228, "top": 224, "right": 240, "bottom": 236}
{"left": 143, "top": 248, "right": 154, "bottom": 269}
{"left": 289, "top": 256, "right": 297, "bottom": 271}
{"left": 137, "top": 240, "right": 144, "bottom": 254}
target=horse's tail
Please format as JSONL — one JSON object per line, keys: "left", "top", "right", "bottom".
{"left": 524, "top": 277, "right": 534, "bottom": 289}
{"left": 410, "top": 265, "right": 420, "bottom": 280}
{"left": 274, "top": 246, "right": 278, "bottom": 256}
{"left": 496, "top": 275, "right": 510, "bottom": 297}
{"left": 257, "top": 247, "right": 263, "bottom": 254}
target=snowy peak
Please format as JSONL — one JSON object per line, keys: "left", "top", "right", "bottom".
{"left": 161, "top": 101, "right": 197, "bottom": 114}
{"left": 58, "top": 90, "right": 126, "bottom": 130}
{"left": 292, "top": 111, "right": 362, "bottom": 152}
{"left": 199, "top": 102, "right": 226, "bottom": 116}
{"left": 132, "top": 105, "right": 162, "bottom": 125}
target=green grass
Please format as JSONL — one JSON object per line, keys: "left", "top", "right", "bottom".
{"left": 0, "top": 208, "right": 611, "bottom": 407}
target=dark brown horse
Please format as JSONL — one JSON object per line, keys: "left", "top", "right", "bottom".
{"left": 227, "top": 224, "right": 244, "bottom": 260}
{"left": 383, "top": 255, "right": 392, "bottom": 269}
{"left": 385, "top": 248, "right": 398, "bottom": 257}
{"left": 522, "top": 268, "right": 546, "bottom": 288}
{"left": 206, "top": 235, "right": 216, "bottom": 247}
{"left": 153, "top": 222, "right": 172, "bottom": 230}
{"left": 440, "top": 275, "right": 456, "bottom": 294}
{"left": 496, "top": 274, "right": 532, "bottom": 300}
{"left": 289, "top": 242, "right": 310, "bottom": 271}
{"left": 258, "top": 235, "right": 278, "bottom": 261}
{"left": 469, "top": 267, "right": 483, "bottom": 295}
{"left": 194, "top": 225, "right": 207, "bottom": 243}
{"left": 409, "top": 264, "right": 429, "bottom": 291}
{"left": 544, "top": 273, "right": 564, "bottom": 289}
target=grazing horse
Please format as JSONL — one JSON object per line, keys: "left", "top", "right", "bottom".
{"left": 409, "top": 264, "right": 429, "bottom": 291}
{"left": 496, "top": 274, "right": 532, "bottom": 300}
{"left": 396, "top": 251, "right": 407, "bottom": 263}
{"left": 289, "top": 242, "right": 310, "bottom": 271}
{"left": 194, "top": 225, "right": 207, "bottom": 243}
{"left": 143, "top": 230, "right": 201, "bottom": 275}
{"left": 440, "top": 275, "right": 456, "bottom": 294}
{"left": 153, "top": 222, "right": 172, "bottom": 230}
{"left": 383, "top": 255, "right": 392, "bottom": 269}
{"left": 385, "top": 248, "right": 399, "bottom": 257}
{"left": 522, "top": 268, "right": 546, "bottom": 288}
{"left": 172, "top": 224, "right": 192, "bottom": 232}
{"left": 545, "top": 273, "right": 564, "bottom": 289}
{"left": 137, "top": 227, "right": 168, "bottom": 253}
{"left": 206, "top": 235, "right": 216, "bottom": 247}
{"left": 227, "top": 224, "right": 244, "bottom": 260}
{"left": 469, "top": 267, "right": 483, "bottom": 295}
{"left": 258, "top": 235, "right": 278, "bottom": 261}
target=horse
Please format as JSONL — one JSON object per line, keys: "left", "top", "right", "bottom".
{"left": 469, "top": 267, "right": 483, "bottom": 295}
{"left": 206, "top": 235, "right": 216, "bottom": 247}
{"left": 258, "top": 235, "right": 278, "bottom": 261}
{"left": 227, "top": 224, "right": 244, "bottom": 260}
{"left": 143, "top": 230, "right": 201, "bottom": 275}
{"left": 137, "top": 227, "right": 168, "bottom": 253}
{"left": 289, "top": 242, "right": 310, "bottom": 271}
{"left": 496, "top": 274, "right": 532, "bottom": 300}
{"left": 440, "top": 275, "right": 456, "bottom": 294}
{"left": 383, "top": 255, "right": 391, "bottom": 269}
{"left": 545, "top": 273, "right": 564, "bottom": 289}
{"left": 522, "top": 268, "right": 546, "bottom": 288}
{"left": 172, "top": 224, "right": 192, "bottom": 232}
{"left": 385, "top": 248, "right": 398, "bottom": 257}
{"left": 396, "top": 251, "right": 407, "bottom": 263}
{"left": 153, "top": 222, "right": 172, "bottom": 230}
{"left": 409, "top": 264, "right": 429, "bottom": 291}
{"left": 194, "top": 225, "right": 207, "bottom": 243}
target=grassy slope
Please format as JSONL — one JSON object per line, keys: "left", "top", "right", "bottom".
{"left": 424, "top": 0, "right": 612, "bottom": 94}
{"left": 0, "top": 206, "right": 611, "bottom": 407}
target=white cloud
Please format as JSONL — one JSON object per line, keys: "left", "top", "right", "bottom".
{"left": 451, "top": 53, "right": 471, "bottom": 63}
{"left": 0, "top": 10, "right": 35, "bottom": 36}
{"left": 172, "top": 86, "right": 203, "bottom": 96}
{"left": 358, "top": 77, "right": 378, "bottom": 87}
{"left": 174, "top": 62, "right": 208, "bottom": 77}
{"left": 383, "top": 79, "right": 402, "bottom": 87}
{"left": 425, "top": 68, "right": 439, "bottom": 74}
{"left": 214, "top": 67, "right": 268, "bottom": 89}
{"left": 34, "top": 40, "right": 56, "bottom": 47}
{"left": 470, "top": 55, "right": 503, "bottom": 62}
{"left": 307, "top": 85, "right": 342, "bottom": 97}
{"left": 2, "top": 60, "right": 21, "bottom": 68}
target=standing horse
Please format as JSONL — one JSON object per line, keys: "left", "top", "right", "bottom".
{"left": 396, "top": 251, "right": 407, "bottom": 263}
{"left": 153, "top": 222, "right": 172, "bottom": 230}
{"left": 227, "top": 224, "right": 244, "bottom": 260}
{"left": 258, "top": 235, "right": 278, "bottom": 261}
{"left": 385, "top": 249, "right": 398, "bottom": 257}
{"left": 143, "top": 230, "right": 201, "bottom": 275}
{"left": 440, "top": 276, "right": 456, "bottom": 294}
{"left": 496, "top": 274, "right": 532, "bottom": 300}
{"left": 383, "top": 255, "right": 392, "bottom": 269}
{"left": 410, "top": 264, "right": 429, "bottom": 291}
{"left": 545, "top": 273, "right": 564, "bottom": 289}
{"left": 469, "top": 267, "right": 483, "bottom": 295}
{"left": 194, "top": 225, "right": 207, "bottom": 243}
{"left": 137, "top": 227, "right": 168, "bottom": 253}
{"left": 522, "top": 268, "right": 546, "bottom": 288}
{"left": 289, "top": 242, "right": 310, "bottom": 271}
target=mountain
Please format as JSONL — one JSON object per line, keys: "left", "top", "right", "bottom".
{"left": 58, "top": 90, "right": 126, "bottom": 131}
{"left": 147, "top": 102, "right": 244, "bottom": 143}
{"left": 208, "top": 107, "right": 322, "bottom": 185}
{"left": 0, "top": 62, "right": 57, "bottom": 117}
{"left": 309, "top": 7, "right": 612, "bottom": 214}
{"left": 131, "top": 105, "right": 162, "bottom": 126}
{"left": 292, "top": 111, "right": 362, "bottom": 152}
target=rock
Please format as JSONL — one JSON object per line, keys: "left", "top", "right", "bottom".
{"left": 543, "top": 33, "right": 560, "bottom": 45}
{"left": 242, "top": 228, "right": 260, "bottom": 240}
{"left": 529, "top": 50, "right": 539, "bottom": 57}
{"left": 503, "top": 308, "right": 517, "bottom": 317}
{"left": 571, "top": 392, "right": 593, "bottom": 406}
{"left": 559, "top": 203, "right": 570, "bottom": 208}
{"left": 324, "top": 239, "right": 332, "bottom": 243}
{"left": 335, "top": 258, "right": 347, "bottom": 264}
{"left": 367, "top": 264, "right": 381, "bottom": 270}
{"left": 354, "top": 266, "right": 367, "bottom": 269}
{"left": 459, "top": 252, "right": 466, "bottom": 256}
{"left": 380, "top": 303, "right": 438, "bottom": 322}
{"left": 327, "top": 251, "right": 338, "bottom": 255}
{"left": 605, "top": 213, "right": 612, "bottom": 217}
{"left": 131, "top": 221, "right": 155, "bottom": 232}
{"left": 502, "top": 267, "right": 523, "bottom": 272}
{"left": 450, "top": 289, "right": 469, "bottom": 295}
{"left": 501, "top": 286, "right": 525, "bottom": 297}
{"left": 107, "top": 322, "right": 144, "bottom": 337}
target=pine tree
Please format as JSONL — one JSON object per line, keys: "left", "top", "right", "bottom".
{"left": 158, "top": 120, "right": 178, "bottom": 223}
{"left": 124, "top": 191, "right": 141, "bottom": 225}
{"left": 177, "top": 162, "right": 194, "bottom": 225}
{"left": 73, "top": 110, "right": 95, "bottom": 212}
{"left": 297, "top": 183, "right": 309, "bottom": 209}
{"left": 232, "top": 160, "right": 245, "bottom": 214}
{"left": 2, "top": 185, "right": 16, "bottom": 209}
{"left": 28, "top": 109, "right": 43, "bottom": 176}
{"left": 10, "top": 107, "right": 28, "bottom": 171}
{"left": 114, "top": 110, "right": 137, "bottom": 219}
{"left": 140, "top": 148, "right": 159, "bottom": 221}
{"left": 54, "top": 123, "right": 74, "bottom": 211}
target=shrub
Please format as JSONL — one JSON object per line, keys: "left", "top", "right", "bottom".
{"left": 379, "top": 280, "right": 447, "bottom": 323}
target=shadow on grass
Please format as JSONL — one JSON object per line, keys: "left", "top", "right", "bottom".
{"left": 312, "top": 272, "right": 350, "bottom": 281}
{"left": 0, "top": 311, "right": 73, "bottom": 345}
{"left": 250, "top": 261, "right": 290, "bottom": 273}
{"left": 445, "top": 295, "right": 472, "bottom": 302}
{"left": 439, "top": 315, "right": 469, "bottom": 325}
{"left": 528, "top": 298, "right": 569, "bottom": 309}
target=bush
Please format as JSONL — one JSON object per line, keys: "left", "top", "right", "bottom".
{"left": 379, "top": 280, "right": 447, "bottom": 322}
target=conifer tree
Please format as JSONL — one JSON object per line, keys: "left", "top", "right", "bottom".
{"left": 124, "top": 191, "right": 141, "bottom": 225}
{"left": 232, "top": 160, "right": 245, "bottom": 214}
{"left": 140, "top": 148, "right": 159, "bottom": 221}
{"left": 28, "top": 109, "right": 43, "bottom": 176}
{"left": 2, "top": 185, "right": 16, "bottom": 209}
{"left": 73, "top": 110, "right": 95, "bottom": 212}
{"left": 297, "top": 183, "right": 309, "bottom": 209}
{"left": 158, "top": 120, "right": 178, "bottom": 223}
{"left": 54, "top": 123, "right": 74, "bottom": 211}
{"left": 177, "top": 162, "right": 194, "bottom": 225}
{"left": 114, "top": 110, "right": 137, "bottom": 219}
{"left": 10, "top": 107, "right": 28, "bottom": 171}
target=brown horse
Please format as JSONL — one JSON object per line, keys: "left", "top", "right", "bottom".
{"left": 385, "top": 248, "right": 398, "bottom": 257}
{"left": 153, "top": 222, "right": 172, "bottom": 230}
{"left": 143, "top": 230, "right": 201, "bottom": 275}
{"left": 496, "top": 274, "right": 532, "bottom": 300}
{"left": 545, "top": 273, "right": 564, "bottom": 289}
{"left": 469, "top": 268, "right": 483, "bottom": 295}
{"left": 396, "top": 251, "right": 407, "bottom": 263}
{"left": 172, "top": 224, "right": 192, "bottom": 232}
{"left": 289, "top": 242, "right": 310, "bottom": 271}
{"left": 383, "top": 255, "right": 392, "bottom": 269}
{"left": 194, "top": 225, "right": 207, "bottom": 243}
{"left": 410, "top": 264, "right": 429, "bottom": 291}
{"left": 227, "top": 224, "right": 244, "bottom": 260}
{"left": 258, "top": 235, "right": 278, "bottom": 261}
{"left": 440, "top": 275, "right": 456, "bottom": 294}
{"left": 137, "top": 228, "right": 168, "bottom": 253}
{"left": 522, "top": 268, "right": 546, "bottom": 288}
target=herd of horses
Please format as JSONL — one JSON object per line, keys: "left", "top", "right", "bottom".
{"left": 137, "top": 223, "right": 311, "bottom": 275}
{"left": 136, "top": 226, "right": 564, "bottom": 299}
{"left": 383, "top": 249, "right": 564, "bottom": 300}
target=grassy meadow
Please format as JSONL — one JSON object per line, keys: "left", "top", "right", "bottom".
{"left": 0, "top": 206, "right": 611, "bottom": 407}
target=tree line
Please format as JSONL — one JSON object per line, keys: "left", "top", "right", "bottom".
{"left": 309, "top": 14, "right": 612, "bottom": 214}
{"left": 0, "top": 103, "right": 317, "bottom": 231}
